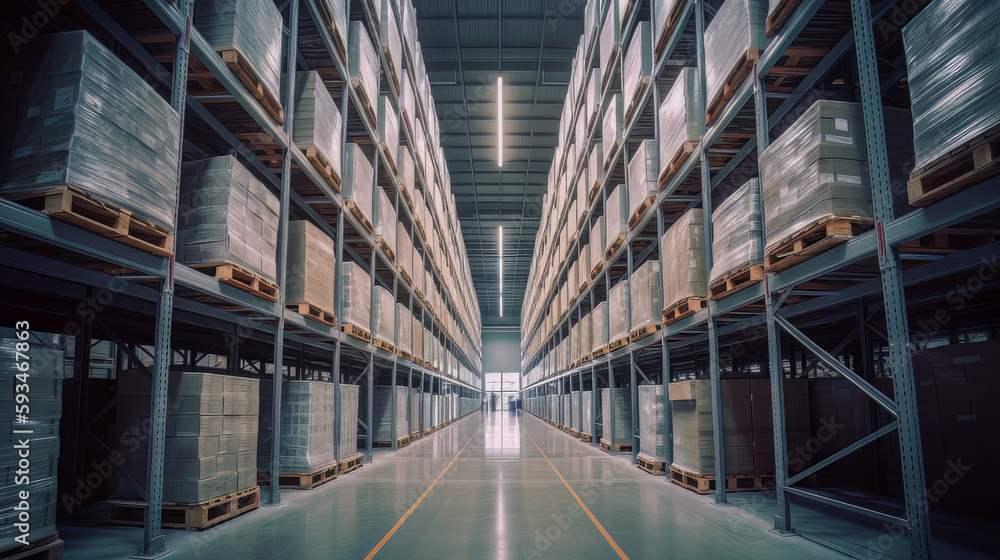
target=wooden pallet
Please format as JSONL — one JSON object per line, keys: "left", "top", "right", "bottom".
{"left": 590, "top": 261, "right": 605, "bottom": 280}
{"left": 304, "top": 147, "right": 342, "bottom": 193}
{"left": 765, "top": 0, "right": 804, "bottom": 37}
{"left": 0, "top": 537, "right": 63, "bottom": 560}
{"left": 669, "top": 467, "right": 775, "bottom": 494}
{"left": 272, "top": 460, "right": 339, "bottom": 489}
{"left": 900, "top": 228, "right": 1000, "bottom": 255}
{"left": 604, "top": 139, "right": 623, "bottom": 171}
{"left": 629, "top": 323, "right": 661, "bottom": 342}
{"left": 628, "top": 196, "right": 656, "bottom": 231}
{"left": 580, "top": 432, "right": 593, "bottom": 442}
{"left": 373, "top": 338, "right": 394, "bottom": 354}
{"left": 600, "top": 439, "right": 632, "bottom": 454}
{"left": 217, "top": 49, "right": 283, "bottom": 124}
{"left": 658, "top": 141, "right": 697, "bottom": 188}
{"left": 708, "top": 264, "right": 764, "bottom": 301}
{"left": 109, "top": 486, "right": 260, "bottom": 530}
{"left": 670, "top": 466, "right": 713, "bottom": 494}
{"left": 346, "top": 200, "right": 374, "bottom": 234}
{"left": 624, "top": 76, "right": 651, "bottom": 125}
{"left": 592, "top": 345, "right": 610, "bottom": 359}
{"left": 338, "top": 453, "right": 364, "bottom": 476}
{"left": 398, "top": 182, "right": 415, "bottom": 214}
{"left": 706, "top": 48, "right": 760, "bottom": 126}
{"left": 568, "top": 428, "right": 581, "bottom": 437}
{"left": 376, "top": 237, "right": 396, "bottom": 262}
{"left": 609, "top": 336, "right": 629, "bottom": 352}
{"left": 663, "top": 297, "right": 705, "bottom": 325}
{"left": 605, "top": 233, "right": 627, "bottom": 261}
{"left": 601, "top": 43, "right": 620, "bottom": 91}
{"left": 379, "top": 142, "right": 399, "bottom": 176}
{"left": 637, "top": 455, "right": 666, "bottom": 476}
{"left": 397, "top": 266, "right": 413, "bottom": 288}
{"left": 373, "top": 435, "right": 410, "bottom": 448}
{"left": 764, "top": 217, "right": 873, "bottom": 273}
{"left": 397, "top": 348, "right": 414, "bottom": 362}
{"left": 189, "top": 261, "right": 279, "bottom": 302}
{"left": 907, "top": 124, "right": 1000, "bottom": 206}
{"left": 287, "top": 302, "right": 335, "bottom": 326}
{"left": 340, "top": 323, "right": 373, "bottom": 343}
{"left": 655, "top": 0, "right": 688, "bottom": 59}
{"left": 8, "top": 186, "right": 174, "bottom": 257}
{"left": 382, "top": 46, "right": 401, "bottom": 96}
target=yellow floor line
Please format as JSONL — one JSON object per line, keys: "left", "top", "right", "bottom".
{"left": 364, "top": 426, "right": 479, "bottom": 559}
{"left": 524, "top": 422, "right": 630, "bottom": 560}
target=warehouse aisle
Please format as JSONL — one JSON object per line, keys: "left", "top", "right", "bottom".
{"left": 59, "top": 409, "right": 847, "bottom": 559}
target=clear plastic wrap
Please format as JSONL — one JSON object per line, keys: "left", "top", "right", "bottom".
{"left": 178, "top": 156, "right": 280, "bottom": 282}
{"left": 623, "top": 21, "right": 653, "bottom": 114}
{"left": 399, "top": 69, "right": 416, "bottom": 133}
{"left": 348, "top": 20, "right": 378, "bottom": 120}
{"left": 368, "top": 387, "right": 409, "bottom": 442}
{"left": 319, "top": 0, "right": 348, "bottom": 52}
{"left": 342, "top": 144, "right": 374, "bottom": 225}
{"left": 581, "top": 390, "right": 593, "bottom": 432}
{"left": 605, "top": 184, "right": 628, "bottom": 254}
{"left": 378, "top": 96, "right": 399, "bottom": 168}
{"left": 903, "top": 0, "right": 1000, "bottom": 171}
{"left": 399, "top": 146, "right": 415, "bottom": 191}
{"left": 273, "top": 381, "right": 336, "bottom": 471}
{"left": 638, "top": 385, "right": 667, "bottom": 462}
{"left": 380, "top": 5, "right": 402, "bottom": 94}
{"left": 630, "top": 259, "right": 662, "bottom": 330}
{"left": 603, "top": 94, "right": 624, "bottom": 161}
{"left": 658, "top": 67, "right": 700, "bottom": 179}
{"left": 374, "top": 186, "right": 397, "bottom": 257}
{"left": 422, "top": 392, "right": 432, "bottom": 430}
{"left": 396, "top": 303, "right": 412, "bottom": 355}
{"left": 339, "top": 384, "right": 359, "bottom": 458}
{"left": 564, "top": 394, "right": 574, "bottom": 428}
{"left": 409, "top": 390, "right": 420, "bottom": 434}
{"left": 341, "top": 261, "right": 371, "bottom": 331}
{"left": 0, "top": 32, "right": 180, "bottom": 232}
{"left": 704, "top": 0, "right": 768, "bottom": 106}
{"left": 579, "top": 312, "right": 593, "bottom": 358}
{"left": 590, "top": 141, "right": 604, "bottom": 192}
{"left": 286, "top": 220, "right": 336, "bottom": 313}
{"left": 628, "top": 139, "right": 658, "bottom": 222}
{"left": 0, "top": 335, "right": 61, "bottom": 552}
{"left": 577, "top": 245, "right": 591, "bottom": 289}
{"left": 655, "top": 0, "right": 684, "bottom": 49}
{"left": 412, "top": 314, "right": 423, "bottom": 359}
{"left": 609, "top": 277, "right": 630, "bottom": 341}
{"left": 431, "top": 394, "right": 440, "bottom": 427}
{"left": 293, "top": 71, "right": 342, "bottom": 185}
{"left": 709, "top": 179, "right": 762, "bottom": 284}
{"left": 397, "top": 222, "right": 412, "bottom": 278}
{"left": 758, "top": 100, "right": 871, "bottom": 252}
{"left": 600, "top": 388, "right": 632, "bottom": 443}
{"left": 660, "top": 208, "right": 707, "bottom": 308}
{"left": 592, "top": 301, "right": 609, "bottom": 352}
{"left": 668, "top": 379, "right": 714, "bottom": 474}
{"left": 600, "top": 3, "right": 621, "bottom": 86}
{"left": 373, "top": 285, "right": 394, "bottom": 344}
{"left": 195, "top": 0, "right": 282, "bottom": 103}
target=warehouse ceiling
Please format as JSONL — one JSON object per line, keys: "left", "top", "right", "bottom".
{"left": 414, "top": 0, "right": 585, "bottom": 327}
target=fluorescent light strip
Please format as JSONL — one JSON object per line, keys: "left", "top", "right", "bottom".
{"left": 497, "top": 76, "right": 504, "bottom": 167}
{"left": 499, "top": 226, "right": 503, "bottom": 317}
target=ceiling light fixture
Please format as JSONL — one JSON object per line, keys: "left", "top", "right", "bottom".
{"left": 499, "top": 225, "right": 503, "bottom": 317}
{"left": 497, "top": 76, "right": 504, "bottom": 168}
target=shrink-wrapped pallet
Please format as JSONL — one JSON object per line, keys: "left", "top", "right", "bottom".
{"left": 660, "top": 209, "right": 707, "bottom": 310}
{"left": 399, "top": 69, "right": 416, "bottom": 134}
{"left": 623, "top": 21, "right": 653, "bottom": 117}
{"left": 412, "top": 314, "right": 424, "bottom": 359}
{"left": 348, "top": 21, "right": 378, "bottom": 121}
{"left": 630, "top": 260, "right": 662, "bottom": 331}
{"left": 564, "top": 394, "right": 574, "bottom": 428}
{"left": 590, "top": 141, "right": 605, "bottom": 193}
{"left": 601, "top": 388, "right": 632, "bottom": 444}
{"left": 396, "top": 303, "right": 412, "bottom": 355}
{"left": 704, "top": 0, "right": 768, "bottom": 110}
{"left": 709, "top": 180, "right": 762, "bottom": 285}
{"left": 259, "top": 380, "right": 335, "bottom": 472}
{"left": 342, "top": 261, "right": 371, "bottom": 331}
{"left": 319, "top": 0, "right": 348, "bottom": 55}
{"left": 342, "top": 144, "right": 374, "bottom": 228}
{"left": 0, "top": 334, "right": 61, "bottom": 553}
{"left": 378, "top": 96, "right": 399, "bottom": 169}
{"left": 422, "top": 393, "right": 432, "bottom": 430}
{"left": 578, "top": 244, "right": 591, "bottom": 290}
{"left": 431, "top": 394, "right": 440, "bottom": 427}
{"left": 584, "top": 68, "right": 602, "bottom": 129}
{"left": 579, "top": 312, "right": 593, "bottom": 358}
{"left": 581, "top": 390, "right": 594, "bottom": 433}
{"left": 195, "top": 0, "right": 282, "bottom": 106}
{"left": 293, "top": 71, "right": 342, "bottom": 186}
{"left": 593, "top": 301, "right": 609, "bottom": 352}
{"left": 339, "top": 384, "right": 360, "bottom": 458}
{"left": 366, "top": 387, "right": 408, "bottom": 442}
{"left": 638, "top": 385, "right": 667, "bottom": 462}
{"left": 903, "top": 0, "right": 1000, "bottom": 174}
{"left": 409, "top": 390, "right": 420, "bottom": 433}
{"left": 380, "top": 5, "right": 401, "bottom": 94}
{"left": 600, "top": 1, "right": 622, "bottom": 87}
{"left": 0, "top": 32, "right": 180, "bottom": 232}
{"left": 374, "top": 187, "right": 397, "bottom": 258}
{"left": 399, "top": 146, "right": 415, "bottom": 194}
{"left": 373, "top": 286, "right": 394, "bottom": 345}
{"left": 608, "top": 277, "right": 630, "bottom": 342}
{"left": 605, "top": 184, "right": 628, "bottom": 256}
{"left": 603, "top": 94, "right": 625, "bottom": 166}
{"left": 178, "top": 157, "right": 279, "bottom": 282}
{"left": 658, "top": 67, "right": 700, "bottom": 181}
{"left": 669, "top": 380, "right": 713, "bottom": 475}
{"left": 628, "top": 139, "right": 658, "bottom": 224}
{"left": 286, "top": 220, "right": 336, "bottom": 314}
{"left": 655, "top": 0, "right": 685, "bottom": 52}
{"left": 397, "top": 222, "right": 412, "bottom": 278}
{"left": 758, "top": 100, "right": 871, "bottom": 253}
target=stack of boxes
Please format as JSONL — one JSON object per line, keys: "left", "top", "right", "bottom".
{"left": 600, "top": 388, "right": 632, "bottom": 444}
{"left": 660, "top": 209, "right": 707, "bottom": 312}
{"left": 285, "top": 221, "right": 336, "bottom": 316}
{"left": 259, "top": 380, "right": 335, "bottom": 473}
{"left": 709, "top": 180, "right": 762, "bottom": 286}
{"left": 348, "top": 21, "right": 378, "bottom": 122}
{"left": 292, "top": 71, "right": 343, "bottom": 186}
{"left": 342, "top": 144, "right": 374, "bottom": 228}
{"left": 630, "top": 260, "right": 662, "bottom": 332}
{"left": 658, "top": 67, "right": 700, "bottom": 183}
{"left": 341, "top": 261, "right": 371, "bottom": 332}
{"left": 638, "top": 385, "right": 667, "bottom": 464}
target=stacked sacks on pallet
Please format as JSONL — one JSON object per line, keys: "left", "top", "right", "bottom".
{"left": 638, "top": 385, "right": 667, "bottom": 468}
{"left": 0, "top": 31, "right": 180, "bottom": 234}
{"left": 293, "top": 71, "right": 342, "bottom": 188}
{"left": 285, "top": 220, "right": 336, "bottom": 321}
{"left": 341, "top": 261, "right": 371, "bottom": 333}
{"left": 704, "top": 0, "right": 768, "bottom": 121}
{"left": 660, "top": 208, "right": 707, "bottom": 318}
{"left": 658, "top": 67, "right": 700, "bottom": 184}
{"left": 196, "top": 0, "right": 282, "bottom": 119}
{"left": 0, "top": 332, "right": 61, "bottom": 553}
{"left": 708, "top": 179, "right": 763, "bottom": 294}
{"left": 178, "top": 156, "right": 279, "bottom": 285}
{"left": 258, "top": 380, "right": 335, "bottom": 475}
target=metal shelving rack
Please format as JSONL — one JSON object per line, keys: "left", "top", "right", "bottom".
{"left": 0, "top": 0, "right": 483, "bottom": 556}
{"left": 518, "top": 0, "right": 1000, "bottom": 558}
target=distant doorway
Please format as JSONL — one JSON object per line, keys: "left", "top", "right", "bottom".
{"left": 485, "top": 372, "right": 519, "bottom": 411}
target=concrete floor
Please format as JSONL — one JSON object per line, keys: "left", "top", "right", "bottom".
{"left": 60, "top": 410, "right": 852, "bottom": 559}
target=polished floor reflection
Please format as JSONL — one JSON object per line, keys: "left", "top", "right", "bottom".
{"left": 60, "top": 410, "right": 848, "bottom": 559}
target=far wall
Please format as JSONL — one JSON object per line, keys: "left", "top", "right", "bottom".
{"left": 483, "top": 329, "right": 520, "bottom": 373}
